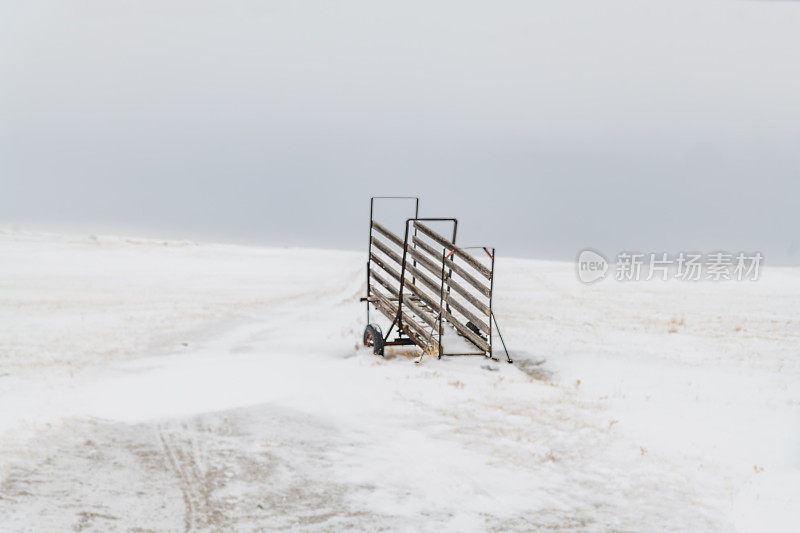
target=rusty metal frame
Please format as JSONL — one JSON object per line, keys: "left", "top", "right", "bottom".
{"left": 363, "top": 197, "right": 511, "bottom": 362}
{"left": 366, "top": 196, "right": 418, "bottom": 329}
{"left": 397, "top": 217, "right": 457, "bottom": 358}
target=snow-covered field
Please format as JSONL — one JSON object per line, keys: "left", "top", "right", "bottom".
{"left": 1, "top": 230, "right": 798, "bottom": 532}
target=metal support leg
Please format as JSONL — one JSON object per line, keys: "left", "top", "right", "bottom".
{"left": 491, "top": 311, "right": 512, "bottom": 363}
{"left": 384, "top": 315, "right": 398, "bottom": 343}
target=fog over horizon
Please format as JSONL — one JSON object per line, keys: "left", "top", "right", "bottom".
{"left": 2, "top": 1, "right": 799, "bottom": 263}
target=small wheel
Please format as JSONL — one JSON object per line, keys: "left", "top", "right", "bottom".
{"left": 363, "top": 324, "right": 385, "bottom": 356}
{"left": 466, "top": 321, "right": 487, "bottom": 341}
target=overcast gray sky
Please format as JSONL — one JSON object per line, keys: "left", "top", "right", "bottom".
{"left": 2, "top": 1, "right": 799, "bottom": 263}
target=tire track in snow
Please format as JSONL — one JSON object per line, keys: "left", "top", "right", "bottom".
{"left": 154, "top": 427, "right": 225, "bottom": 532}
{"left": 158, "top": 427, "right": 196, "bottom": 532}
{"left": 158, "top": 423, "right": 228, "bottom": 531}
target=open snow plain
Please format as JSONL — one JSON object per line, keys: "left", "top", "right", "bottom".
{"left": 1, "top": 230, "right": 798, "bottom": 531}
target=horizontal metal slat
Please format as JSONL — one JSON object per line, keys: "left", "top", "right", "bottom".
{"left": 371, "top": 221, "right": 405, "bottom": 249}
{"left": 370, "top": 252, "right": 402, "bottom": 282}
{"left": 403, "top": 297, "right": 439, "bottom": 330}
{"left": 445, "top": 296, "right": 489, "bottom": 334}
{"left": 371, "top": 236, "right": 403, "bottom": 266}
{"left": 412, "top": 236, "right": 491, "bottom": 297}
{"left": 370, "top": 269, "right": 399, "bottom": 297}
{"left": 414, "top": 222, "right": 493, "bottom": 280}
{"left": 443, "top": 310, "right": 490, "bottom": 352}
{"left": 401, "top": 277, "right": 442, "bottom": 315}
{"left": 371, "top": 285, "right": 437, "bottom": 349}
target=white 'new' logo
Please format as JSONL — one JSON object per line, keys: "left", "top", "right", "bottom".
{"left": 576, "top": 249, "right": 609, "bottom": 284}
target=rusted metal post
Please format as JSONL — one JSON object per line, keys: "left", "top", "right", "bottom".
{"left": 366, "top": 198, "right": 374, "bottom": 325}
{"left": 438, "top": 248, "right": 447, "bottom": 358}
{"left": 488, "top": 247, "right": 495, "bottom": 359}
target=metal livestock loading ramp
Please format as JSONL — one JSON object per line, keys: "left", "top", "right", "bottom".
{"left": 360, "top": 196, "right": 511, "bottom": 363}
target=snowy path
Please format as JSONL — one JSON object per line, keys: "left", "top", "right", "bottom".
{"left": 1, "top": 231, "right": 798, "bottom": 531}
